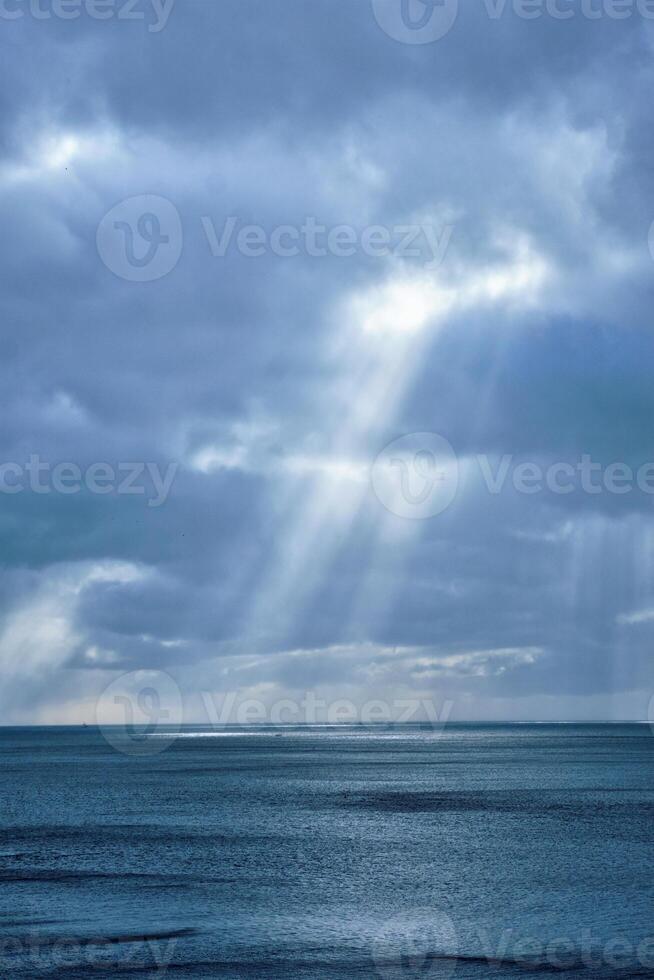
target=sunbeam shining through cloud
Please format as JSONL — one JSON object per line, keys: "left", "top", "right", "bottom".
{"left": 0, "top": 1, "right": 653, "bottom": 729}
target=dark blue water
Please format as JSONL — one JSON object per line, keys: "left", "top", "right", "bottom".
{"left": 1, "top": 725, "right": 653, "bottom": 978}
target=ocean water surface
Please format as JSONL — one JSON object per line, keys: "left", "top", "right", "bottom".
{"left": 0, "top": 724, "right": 653, "bottom": 978}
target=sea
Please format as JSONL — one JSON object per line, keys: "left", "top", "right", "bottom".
{"left": 0, "top": 723, "right": 653, "bottom": 979}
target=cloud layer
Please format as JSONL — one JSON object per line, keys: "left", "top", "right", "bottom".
{"left": 1, "top": 0, "right": 654, "bottom": 722}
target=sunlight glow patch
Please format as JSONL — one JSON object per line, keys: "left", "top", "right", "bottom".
{"left": 616, "top": 608, "right": 654, "bottom": 626}
{"left": 37, "top": 131, "right": 120, "bottom": 171}
{"left": 284, "top": 454, "right": 368, "bottom": 483}
{"left": 191, "top": 445, "right": 249, "bottom": 474}
{"left": 42, "top": 134, "right": 81, "bottom": 170}
{"left": 355, "top": 237, "right": 550, "bottom": 337}
{"left": 2, "top": 129, "right": 120, "bottom": 183}
{"left": 358, "top": 279, "right": 455, "bottom": 335}
{"left": 191, "top": 441, "right": 367, "bottom": 484}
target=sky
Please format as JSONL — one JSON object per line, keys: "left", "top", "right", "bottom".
{"left": 2, "top": 0, "right": 654, "bottom": 725}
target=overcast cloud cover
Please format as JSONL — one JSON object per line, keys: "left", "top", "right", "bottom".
{"left": 2, "top": 0, "right": 654, "bottom": 724}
